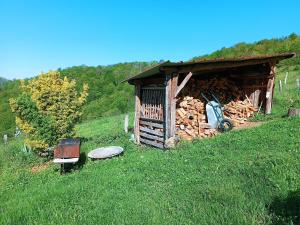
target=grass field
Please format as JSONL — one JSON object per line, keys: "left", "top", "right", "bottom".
{"left": 0, "top": 70, "right": 299, "bottom": 225}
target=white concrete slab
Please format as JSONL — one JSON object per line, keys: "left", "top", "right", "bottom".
{"left": 53, "top": 158, "right": 79, "bottom": 164}
{"left": 88, "top": 146, "right": 123, "bottom": 159}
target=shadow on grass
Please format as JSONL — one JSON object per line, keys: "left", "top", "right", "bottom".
{"left": 269, "top": 189, "right": 300, "bottom": 225}
{"left": 76, "top": 152, "right": 87, "bottom": 168}
{"left": 78, "top": 136, "right": 88, "bottom": 143}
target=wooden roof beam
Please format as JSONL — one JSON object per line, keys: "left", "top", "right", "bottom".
{"left": 161, "top": 59, "right": 278, "bottom": 75}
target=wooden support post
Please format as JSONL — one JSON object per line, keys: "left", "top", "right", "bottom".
{"left": 164, "top": 75, "right": 171, "bottom": 143}
{"left": 134, "top": 84, "right": 141, "bottom": 144}
{"left": 296, "top": 78, "right": 300, "bottom": 90}
{"left": 170, "top": 74, "right": 178, "bottom": 138}
{"left": 265, "top": 63, "right": 276, "bottom": 114}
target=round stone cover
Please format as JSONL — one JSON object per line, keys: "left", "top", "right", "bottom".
{"left": 88, "top": 146, "right": 124, "bottom": 159}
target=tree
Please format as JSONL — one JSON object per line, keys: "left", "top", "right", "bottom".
{"left": 9, "top": 71, "right": 88, "bottom": 152}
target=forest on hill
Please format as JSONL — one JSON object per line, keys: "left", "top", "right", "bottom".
{"left": 193, "top": 33, "right": 300, "bottom": 71}
{"left": 1, "top": 33, "right": 300, "bottom": 137}
{"left": 0, "top": 62, "right": 157, "bottom": 136}
{"left": 0, "top": 77, "right": 7, "bottom": 85}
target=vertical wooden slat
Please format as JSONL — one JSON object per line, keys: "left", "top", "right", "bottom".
{"left": 134, "top": 84, "right": 141, "bottom": 144}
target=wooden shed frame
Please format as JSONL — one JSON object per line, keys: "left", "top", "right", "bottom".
{"left": 124, "top": 53, "right": 295, "bottom": 148}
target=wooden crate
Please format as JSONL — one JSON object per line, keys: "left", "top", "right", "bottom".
{"left": 54, "top": 138, "right": 80, "bottom": 158}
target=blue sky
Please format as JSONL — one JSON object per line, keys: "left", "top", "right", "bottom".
{"left": 0, "top": 0, "right": 299, "bottom": 79}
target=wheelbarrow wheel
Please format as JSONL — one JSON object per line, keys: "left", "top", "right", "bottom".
{"left": 219, "top": 119, "right": 233, "bottom": 132}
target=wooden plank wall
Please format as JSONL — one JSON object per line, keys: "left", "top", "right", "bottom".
{"left": 139, "top": 118, "right": 164, "bottom": 148}
{"left": 138, "top": 86, "right": 166, "bottom": 149}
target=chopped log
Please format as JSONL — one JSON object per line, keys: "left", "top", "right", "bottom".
{"left": 288, "top": 108, "right": 300, "bottom": 117}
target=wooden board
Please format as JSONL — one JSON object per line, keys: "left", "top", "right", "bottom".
{"left": 175, "top": 72, "right": 192, "bottom": 97}
{"left": 140, "top": 132, "right": 164, "bottom": 142}
{"left": 140, "top": 138, "right": 164, "bottom": 149}
{"left": 140, "top": 126, "right": 164, "bottom": 137}
{"left": 140, "top": 120, "right": 164, "bottom": 129}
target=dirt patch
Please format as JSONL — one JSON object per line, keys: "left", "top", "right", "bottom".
{"left": 30, "top": 161, "right": 51, "bottom": 173}
{"left": 233, "top": 121, "right": 264, "bottom": 130}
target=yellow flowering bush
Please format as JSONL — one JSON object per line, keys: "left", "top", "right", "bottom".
{"left": 10, "top": 71, "right": 89, "bottom": 152}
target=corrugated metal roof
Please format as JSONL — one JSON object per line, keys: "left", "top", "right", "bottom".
{"left": 123, "top": 53, "right": 295, "bottom": 83}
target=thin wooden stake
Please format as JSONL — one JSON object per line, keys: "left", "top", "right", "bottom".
{"left": 124, "top": 114, "right": 129, "bottom": 133}
{"left": 279, "top": 80, "right": 283, "bottom": 95}
{"left": 3, "top": 134, "right": 7, "bottom": 145}
{"left": 296, "top": 78, "right": 300, "bottom": 90}
{"left": 284, "top": 72, "right": 288, "bottom": 85}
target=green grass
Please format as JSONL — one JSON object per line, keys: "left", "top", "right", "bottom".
{"left": 1, "top": 112, "right": 300, "bottom": 225}
{"left": 0, "top": 68, "right": 299, "bottom": 225}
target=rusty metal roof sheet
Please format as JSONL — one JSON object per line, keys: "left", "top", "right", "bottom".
{"left": 123, "top": 53, "right": 295, "bottom": 83}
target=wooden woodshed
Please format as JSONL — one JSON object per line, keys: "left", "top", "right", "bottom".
{"left": 124, "top": 53, "right": 295, "bottom": 148}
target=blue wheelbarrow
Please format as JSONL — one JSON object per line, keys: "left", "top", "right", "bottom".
{"left": 201, "top": 93, "right": 233, "bottom": 132}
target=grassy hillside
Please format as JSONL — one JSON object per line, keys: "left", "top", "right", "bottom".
{"left": 1, "top": 114, "right": 300, "bottom": 225}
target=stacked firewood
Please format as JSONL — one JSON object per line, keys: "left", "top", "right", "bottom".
{"left": 224, "top": 99, "right": 257, "bottom": 126}
{"left": 176, "top": 96, "right": 217, "bottom": 141}
{"left": 180, "top": 77, "right": 243, "bottom": 102}
{"left": 176, "top": 77, "right": 257, "bottom": 141}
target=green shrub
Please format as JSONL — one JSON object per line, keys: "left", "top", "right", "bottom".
{"left": 9, "top": 71, "right": 89, "bottom": 151}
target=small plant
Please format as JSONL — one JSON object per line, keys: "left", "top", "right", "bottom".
{"left": 9, "top": 71, "right": 89, "bottom": 153}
